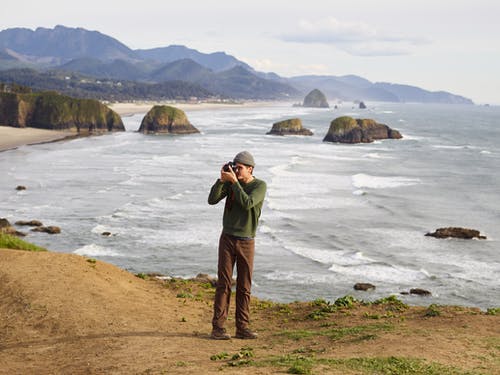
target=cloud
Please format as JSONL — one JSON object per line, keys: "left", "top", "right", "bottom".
{"left": 279, "top": 17, "right": 430, "bottom": 56}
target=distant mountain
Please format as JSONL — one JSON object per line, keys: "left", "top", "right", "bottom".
{"left": 0, "top": 25, "right": 474, "bottom": 103}
{"left": 0, "top": 25, "right": 136, "bottom": 65}
{"left": 135, "top": 45, "right": 251, "bottom": 72}
{"left": 0, "top": 68, "right": 214, "bottom": 101}
{"left": 150, "top": 59, "right": 214, "bottom": 83}
{"left": 288, "top": 75, "right": 472, "bottom": 104}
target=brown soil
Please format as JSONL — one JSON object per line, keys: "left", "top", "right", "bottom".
{"left": 1, "top": 248, "right": 498, "bottom": 374}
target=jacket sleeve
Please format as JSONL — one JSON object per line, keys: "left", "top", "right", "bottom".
{"left": 231, "top": 180, "right": 267, "bottom": 210}
{"left": 208, "top": 179, "right": 230, "bottom": 205}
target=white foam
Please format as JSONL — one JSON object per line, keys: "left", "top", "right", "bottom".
{"left": 352, "top": 189, "right": 366, "bottom": 196}
{"left": 363, "top": 152, "right": 393, "bottom": 159}
{"left": 328, "top": 262, "right": 429, "bottom": 283}
{"left": 73, "top": 244, "right": 124, "bottom": 257}
{"left": 352, "top": 173, "right": 421, "bottom": 189}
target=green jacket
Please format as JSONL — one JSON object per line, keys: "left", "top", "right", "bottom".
{"left": 208, "top": 178, "right": 267, "bottom": 238}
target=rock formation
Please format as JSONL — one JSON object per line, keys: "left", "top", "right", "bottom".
{"left": 323, "top": 116, "right": 402, "bottom": 144}
{"left": 425, "top": 227, "right": 486, "bottom": 239}
{"left": 138, "top": 105, "right": 199, "bottom": 134}
{"left": 267, "top": 118, "right": 313, "bottom": 136}
{"left": 303, "top": 89, "right": 329, "bottom": 108}
{"left": 359, "top": 101, "right": 367, "bottom": 109}
{"left": 354, "top": 283, "right": 376, "bottom": 291}
{"left": 0, "top": 91, "right": 124, "bottom": 133}
{"left": 0, "top": 218, "right": 26, "bottom": 237}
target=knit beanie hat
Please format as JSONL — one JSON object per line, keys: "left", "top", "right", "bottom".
{"left": 233, "top": 151, "right": 255, "bottom": 167}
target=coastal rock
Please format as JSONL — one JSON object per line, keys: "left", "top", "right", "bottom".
{"left": 138, "top": 105, "right": 199, "bottom": 134}
{"left": 0, "top": 218, "right": 26, "bottom": 237}
{"left": 101, "top": 231, "right": 112, "bottom": 236}
{"left": 359, "top": 101, "right": 367, "bottom": 109}
{"left": 303, "top": 89, "right": 329, "bottom": 108}
{"left": 410, "top": 288, "right": 432, "bottom": 296}
{"left": 323, "top": 116, "right": 403, "bottom": 144}
{"left": 16, "top": 185, "right": 27, "bottom": 190}
{"left": 31, "top": 225, "right": 61, "bottom": 234}
{"left": 267, "top": 118, "right": 313, "bottom": 136}
{"left": 15, "top": 220, "right": 43, "bottom": 227}
{"left": 354, "top": 283, "right": 376, "bottom": 291}
{"left": 425, "top": 227, "right": 486, "bottom": 239}
{"left": 0, "top": 91, "right": 124, "bottom": 134}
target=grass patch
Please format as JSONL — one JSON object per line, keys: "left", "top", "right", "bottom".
{"left": 0, "top": 232, "right": 47, "bottom": 252}
{"left": 486, "top": 307, "right": 500, "bottom": 316}
{"left": 261, "top": 355, "right": 481, "bottom": 374}
{"left": 135, "top": 272, "right": 148, "bottom": 280}
{"left": 425, "top": 304, "right": 441, "bottom": 317}
{"left": 279, "top": 323, "right": 393, "bottom": 342}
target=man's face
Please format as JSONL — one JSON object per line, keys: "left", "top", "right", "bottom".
{"left": 235, "top": 163, "right": 252, "bottom": 180}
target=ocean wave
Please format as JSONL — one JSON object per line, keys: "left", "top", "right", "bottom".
{"left": 73, "top": 244, "right": 125, "bottom": 257}
{"left": 363, "top": 152, "right": 393, "bottom": 159}
{"left": 328, "top": 262, "right": 430, "bottom": 283}
{"left": 352, "top": 173, "right": 421, "bottom": 189}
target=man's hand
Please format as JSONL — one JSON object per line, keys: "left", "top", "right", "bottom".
{"left": 220, "top": 165, "right": 238, "bottom": 184}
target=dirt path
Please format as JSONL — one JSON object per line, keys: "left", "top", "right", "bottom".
{"left": 1, "top": 248, "right": 498, "bottom": 374}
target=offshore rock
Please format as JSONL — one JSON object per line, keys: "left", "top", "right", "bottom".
{"left": 0, "top": 218, "right": 26, "bottom": 237}
{"left": 31, "top": 226, "right": 61, "bottom": 234}
{"left": 323, "top": 116, "right": 402, "bottom": 144}
{"left": 267, "top": 118, "right": 313, "bottom": 136}
{"left": 354, "top": 283, "right": 376, "bottom": 291}
{"left": 303, "top": 89, "right": 329, "bottom": 108}
{"left": 15, "top": 220, "right": 43, "bottom": 227}
{"left": 410, "top": 288, "right": 432, "bottom": 296}
{"left": 425, "top": 227, "right": 486, "bottom": 239}
{"left": 0, "top": 91, "right": 124, "bottom": 134}
{"left": 359, "top": 101, "right": 367, "bottom": 109}
{"left": 138, "top": 105, "right": 199, "bottom": 134}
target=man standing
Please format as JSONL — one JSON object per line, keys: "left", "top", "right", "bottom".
{"left": 208, "top": 151, "right": 267, "bottom": 340}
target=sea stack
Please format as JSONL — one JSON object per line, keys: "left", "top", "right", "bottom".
{"left": 303, "top": 89, "right": 329, "bottom": 108}
{"left": 323, "top": 116, "right": 402, "bottom": 144}
{"left": 267, "top": 118, "right": 313, "bottom": 136}
{"left": 138, "top": 105, "right": 199, "bottom": 134}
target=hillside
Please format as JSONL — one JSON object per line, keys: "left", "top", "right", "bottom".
{"left": 0, "top": 25, "right": 474, "bottom": 103}
{"left": 0, "top": 248, "right": 498, "bottom": 374}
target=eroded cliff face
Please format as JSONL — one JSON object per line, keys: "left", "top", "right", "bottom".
{"left": 138, "top": 105, "right": 199, "bottom": 134}
{"left": 323, "top": 116, "right": 402, "bottom": 143}
{"left": 0, "top": 91, "right": 124, "bottom": 133}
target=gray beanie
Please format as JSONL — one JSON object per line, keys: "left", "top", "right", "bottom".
{"left": 233, "top": 151, "right": 255, "bottom": 167}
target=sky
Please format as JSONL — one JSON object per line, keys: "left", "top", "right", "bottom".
{"left": 2, "top": 0, "right": 499, "bottom": 104}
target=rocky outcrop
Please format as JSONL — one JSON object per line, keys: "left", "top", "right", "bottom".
{"left": 323, "top": 116, "right": 402, "bottom": 144}
{"left": 0, "top": 218, "right": 26, "bottom": 237}
{"left": 267, "top": 118, "right": 313, "bottom": 136}
{"left": 354, "top": 283, "right": 376, "bottom": 291}
{"left": 31, "top": 226, "right": 61, "bottom": 234}
{"left": 303, "top": 89, "right": 329, "bottom": 108}
{"left": 425, "top": 227, "right": 486, "bottom": 239}
{"left": 0, "top": 91, "right": 124, "bottom": 133}
{"left": 15, "top": 220, "right": 43, "bottom": 227}
{"left": 359, "top": 101, "right": 367, "bottom": 109}
{"left": 138, "top": 105, "right": 199, "bottom": 134}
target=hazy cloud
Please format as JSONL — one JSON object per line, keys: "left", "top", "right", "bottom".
{"left": 280, "top": 17, "right": 430, "bottom": 56}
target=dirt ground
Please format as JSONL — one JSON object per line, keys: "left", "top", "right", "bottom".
{"left": 0, "top": 248, "right": 498, "bottom": 374}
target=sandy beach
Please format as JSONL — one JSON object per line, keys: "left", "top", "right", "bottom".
{"left": 108, "top": 100, "right": 279, "bottom": 117}
{"left": 0, "top": 126, "right": 75, "bottom": 152}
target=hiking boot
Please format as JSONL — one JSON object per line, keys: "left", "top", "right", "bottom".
{"left": 210, "top": 328, "right": 231, "bottom": 340}
{"left": 235, "top": 328, "right": 258, "bottom": 339}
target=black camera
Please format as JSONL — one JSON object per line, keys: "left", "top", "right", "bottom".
{"left": 223, "top": 161, "right": 237, "bottom": 172}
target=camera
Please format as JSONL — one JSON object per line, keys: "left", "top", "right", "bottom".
{"left": 223, "top": 161, "right": 237, "bottom": 172}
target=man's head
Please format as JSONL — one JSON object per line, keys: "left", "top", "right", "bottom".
{"left": 233, "top": 151, "right": 255, "bottom": 180}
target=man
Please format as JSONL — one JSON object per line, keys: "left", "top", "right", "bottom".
{"left": 208, "top": 151, "right": 267, "bottom": 340}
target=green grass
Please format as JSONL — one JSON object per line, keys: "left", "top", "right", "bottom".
{"left": 0, "top": 233, "right": 47, "bottom": 252}
{"left": 279, "top": 323, "right": 393, "bottom": 342}
{"left": 260, "top": 355, "right": 482, "bottom": 374}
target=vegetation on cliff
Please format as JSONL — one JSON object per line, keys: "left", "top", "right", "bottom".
{"left": 138, "top": 105, "right": 199, "bottom": 134}
{"left": 323, "top": 116, "right": 402, "bottom": 143}
{"left": 267, "top": 118, "right": 313, "bottom": 136}
{"left": 0, "top": 89, "right": 124, "bottom": 133}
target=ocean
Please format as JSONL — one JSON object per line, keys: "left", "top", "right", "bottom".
{"left": 1, "top": 102, "right": 499, "bottom": 310}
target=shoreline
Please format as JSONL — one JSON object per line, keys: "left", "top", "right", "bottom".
{"left": 0, "top": 126, "right": 76, "bottom": 153}
{"left": 108, "top": 100, "right": 282, "bottom": 116}
{"left": 0, "top": 101, "right": 282, "bottom": 151}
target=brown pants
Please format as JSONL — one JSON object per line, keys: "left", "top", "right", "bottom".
{"left": 212, "top": 232, "right": 255, "bottom": 331}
